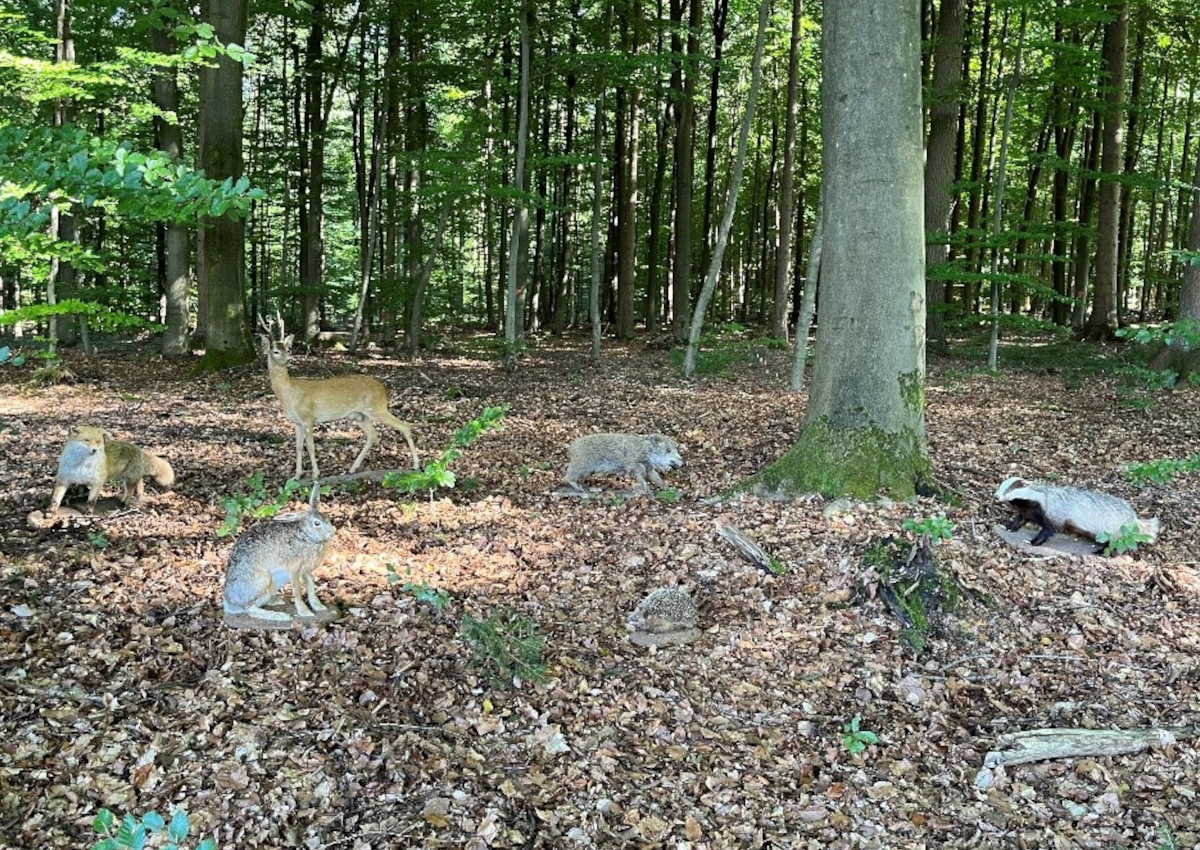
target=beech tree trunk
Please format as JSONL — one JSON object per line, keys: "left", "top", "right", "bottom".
{"left": 151, "top": 16, "right": 191, "bottom": 356}
{"left": 771, "top": 0, "right": 805, "bottom": 340}
{"left": 1083, "top": 0, "right": 1129, "bottom": 340}
{"left": 669, "top": 0, "right": 701, "bottom": 340}
{"left": 747, "top": 0, "right": 928, "bottom": 499}
{"left": 197, "top": 0, "right": 253, "bottom": 367}
{"left": 923, "top": 0, "right": 963, "bottom": 355}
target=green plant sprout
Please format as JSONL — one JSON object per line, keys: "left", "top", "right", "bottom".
{"left": 901, "top": 515, "right": 955, "bottom": 542}
{"left": 384, "top": 405, "right": 508, "bottom": 496}
{"left": 91, "top": 808, "right": 214, "bottom": 850}
{"left": 1095, "top": 522, "right": 1153, "bottom": 556}
{"left": 841, "top": 714, "right": 878, "bottom": 755}
{"left": 218, "top": 472, "right": 314, "bottom": 536}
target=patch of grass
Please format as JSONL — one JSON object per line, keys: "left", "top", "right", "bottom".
{"left": 669, "top": 325, "right": 790, "bottom": 376}
{"left": 460, "top": 608, "right": 546, "bottom": 687}
{"left": 655, "top": 487, "right": 680, "bottom": 503}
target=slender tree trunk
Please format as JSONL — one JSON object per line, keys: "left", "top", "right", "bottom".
{"left": 1072, "top": 113, "right": 1102, "bottom": 328}
{"left": 615, "top": 3, "right": 641, "bottom": 339}
{"left": 670, "top": 0, "right": 701, "bottom": 340}
{"left": 504, "top": 0, "right": 532, "bottom": 370}
{"left": 789, "top": 185, "right": 823, "bottom": 392}
{"left": 1148, "top": 143, "right": 1200, "bottom": 376}
{"left": 698, "top": 0, "right": 729, "bottom": 286}
{"left": 1083, "top": 0, "right": 1129, "bottom": 340}
{"left": 683, "top": 0, "right": 770, "bottom": 377}
{"left": 151, "top": 15, "right": 191, "bottom": 356}
{"left": 299, "top": 0, "right": 326, "bottom": 341}
{"left": 771, "top": 0, "right": 805, "bottom": 340}
{"left": 48, "top": 0, "right": 77, "bottom": 355}
{"left": 924, "top": 0, "right": 964, "bottom": 355}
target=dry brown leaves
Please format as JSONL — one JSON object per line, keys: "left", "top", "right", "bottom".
{"left": 0, "top": 334, "right": 1197, "bottom": 850}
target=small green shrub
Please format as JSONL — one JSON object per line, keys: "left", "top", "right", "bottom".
{"left": 1124, "top": 454, "right": 1200, "bottom": 486}
{"left": 901, "top": 515, "right": 955, "bottom": 542}
{"left": 841, "top": 715, "right": 878, "bottom": 755}
{"left": 91, "top": 808, "right": 214, "bottom": 850}
{"left": 87, "top": 531, "right": 109, "bottom": 550}
{"left": 218, "top": 472, "right": 311, "bottom": 536}
{"left": 655, "top": 487, "right": 680, "bottom": 503}
{"left": 1095, "top": 522, "right": 1153, "bottom": 556}
{"left": 386, "top": 568, "right": 451, "bottom": 611}
{"left": 384, "top": 404, "right": 508, "bottom": 496}
{"left": 460, "top": 608, "right": 546, "bottom": 686}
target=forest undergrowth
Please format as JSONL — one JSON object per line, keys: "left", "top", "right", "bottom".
{"left": 0, "top": 330, "right": 1197, "bottom": 849}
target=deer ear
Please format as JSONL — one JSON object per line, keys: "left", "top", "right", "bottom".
{"left": 283, "top": 334, "right": 294, "bottom": 347}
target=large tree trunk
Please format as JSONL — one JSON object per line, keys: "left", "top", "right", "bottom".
{"left": 771, "top": 0, "right": 805, "bottom": 340}
{"left": 1082, "top": 0, "right": 1129, "bottom": 341}
{"left": 1071, "top": 114, "right": 1102, "bottom": 328}
{"left": 196, "top": 0, "right": 253, "bottom": 367}
{"left": 151, "top": 16, "right": 191, "bottom": 356}
{"left": 747, "top": 0, "right": 928, "bottom": 500}
{"left": 923, "top": 0, "right": 964, "bottom": 355}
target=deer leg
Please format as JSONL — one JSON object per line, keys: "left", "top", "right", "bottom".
{"left": 301, "top": 424, "right": 320, "bottom": 481}
{"left": 349, "top": 419, "right": 378, "bottom": 473}
{"left": 294, "top": 425, "right": 307, "bottom": 480}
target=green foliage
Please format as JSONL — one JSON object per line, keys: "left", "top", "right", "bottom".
{"left": 901, "top": 515, "right": 955, "bottom": 542}
{"left": 670, "top": 331, "right": 790, "bottom": 376}
{"left": 841, "top": 715, "right": 878, "bottom": 755}
{"left": 384, "top": 405, "right": 508, "bottom": 495}
{"left": 1095, "top": 522, "right": 1153, "bottom": 557}
{"left": 460, "top": 608, "right": 546, "bottom": 687}
{"left": 654, "top": 487, "right": 680, "bottom": 503}
{"left": 218, "top": 473, "right": 312, "bottom": 536}
{"left": 91, "top": 807, "right": 214, "bottom": 850}
{"left": 0, "top": 345, "right": 25, "bottom": 367}
{"left": 0, "top": 126, "right": 264, "bottom": 268}
{"left": 1117, "top": 319, "right": 1200, "bottom": 353}
{"left": 1155, "top": 821, "right": 1180, "bottom": 850}
{"left": 0, "top": 299, "right": 159, "bottom": 333}
{"left": 386, "top": 567, "right": 451, "bottom": 611}
{"left": 1124, "top": 454, "right": 1200, "bottom": 486}
{"left": 87, "top": 531, "right": 109, "bottom": 550}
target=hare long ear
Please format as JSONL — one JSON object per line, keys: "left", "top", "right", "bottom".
{"left": 308, "top": 482, "right": 321, "bottom": 510}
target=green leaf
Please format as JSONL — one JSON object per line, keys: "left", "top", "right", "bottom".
{"left": 142, "top": 811, "right": 165, "bottom": 832}
{"left": 93, "top": 809, "right": 115, "bottom": 833}
{"left": 167, "top": 808, "right": 189, "bottom": 842}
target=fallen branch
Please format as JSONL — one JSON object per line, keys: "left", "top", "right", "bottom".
{"left": 715, "top": 522, "right": 781, "bottom": 574}
{"left": 973, "top": 727, "right": 1198, "bottom": 790}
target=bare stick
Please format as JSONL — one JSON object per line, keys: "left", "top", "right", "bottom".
{"left": 715, "top": 521, "right": 779, "bottom": 573}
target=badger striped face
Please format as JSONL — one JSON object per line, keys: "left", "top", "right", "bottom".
{"left": 994, "top": 476, "right": 1030, "bottom": 502}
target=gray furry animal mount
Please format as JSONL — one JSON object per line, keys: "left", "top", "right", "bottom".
{"left": 994, "top": 476, "right": 1160, "bottom": 553}
{"left": 627, "top": 586, "right": 701, "bottom": 647}
{"left": 558, "top": 433, "right": 682, "bottom": 496}
{"left": 222, "top": 483, "right": 340, "bottom": 629}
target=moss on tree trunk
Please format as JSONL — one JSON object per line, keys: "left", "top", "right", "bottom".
{"left": 741, "top": 417, "right": 930, "bottom": 500}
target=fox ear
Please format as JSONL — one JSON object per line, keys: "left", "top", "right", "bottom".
{"left": 104, "top": 430, "right": 114, "bottom": 440}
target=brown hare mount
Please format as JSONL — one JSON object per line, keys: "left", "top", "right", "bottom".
{"left": 260, "top": 325, "right": 420, "bottom": 482}
{"left": 222, "top": 482, "right": 341, "bottom": 630}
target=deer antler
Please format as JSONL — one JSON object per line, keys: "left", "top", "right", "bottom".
{"left": 258, "top": 308, "right": 287, "bottom": 342}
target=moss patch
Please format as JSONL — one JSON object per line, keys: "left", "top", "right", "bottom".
{"left": 741, "top": 417, "right": 929, "bottom": 500}
{"left": 861, "top": 535, "right": 961, "bottom": 655}
{"left": 194, "top": 346, "right": 256, "bottom": 373}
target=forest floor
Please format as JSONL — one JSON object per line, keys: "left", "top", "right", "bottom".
{"left": 1, "top": 328, "right": 1198, "bottom": 850}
